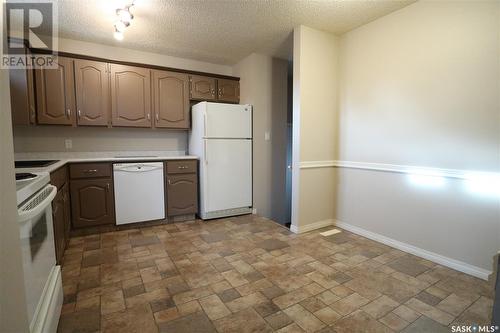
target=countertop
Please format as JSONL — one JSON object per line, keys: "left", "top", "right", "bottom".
{"left": 14, "top": 151, "right": 199, "bottom": 173}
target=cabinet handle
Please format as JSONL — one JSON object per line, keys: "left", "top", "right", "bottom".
{"left": 78, "top": 110, "right": 81, "bottom": 119}
{"left": 167, "top": 179, "right": 171, "bottom": 185}
{"left": 147, "top": 113, "right": 151, "bottom": 120}
{"left": 106, "top": 183, "right": 110, "bottom": 192}
{"left": 156, "top": 113, "right": 159, "bottom": 121}
{"left": 211, "top": 89, "right": 215, "bottom": 96}
{"left": 218, "top": 88, "right": 223, "bottom": 97}
{"left": 66, "top": 109, "right": 71, "bottom": 118}
{"left": 177, "top": 166, "right": 188, "bottom": 169}
{"left": 83, "top": 169, "right": 98, "bottom": 173}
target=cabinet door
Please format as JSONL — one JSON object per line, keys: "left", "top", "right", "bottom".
{"left": 9, "top": 66, "right": 36, "bottom": 125}
{"left": 217, "top": 79, "right": 240, "bottom": 103}
{"left": 52, "top": 189, "right": 65, "bottom": 264}
{"left": 70, "top": 178, "right": 115, "bottom": 228}
{"left": 110, "top": 64, "right": 151, "bottom": 127}
{"left": 75, "top": 59, "right": 110, "bottom": 126}
{"left": 167, "top": 173, "right": 198, "bottom": 216}
{"left": 189, "top": 75, "right": 216, "bottom": 101}
{"left": 62, "top": 183, "right": 71, "bottom": 249}
{"left": 152, "top": 70, "right": 189, "bottom": 129}
{"left": 35, "top": 56, "right": 75, "bottom": 125}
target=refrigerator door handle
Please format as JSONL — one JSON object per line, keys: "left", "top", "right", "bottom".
{"left": 204, "top": 140, "right": 208, "bottom": 164}
{"left": 203, "top": 112, "right": 207, "bottom": 137}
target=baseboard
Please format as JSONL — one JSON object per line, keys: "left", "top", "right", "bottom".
{"left": 31, "top": 265, "right": 63, "bottom": 333}
{"left": 290, "top": 219, "right": 335, "bottom": 234}
{"left": 334, "top": 220, "right": 492, "bottom": 280}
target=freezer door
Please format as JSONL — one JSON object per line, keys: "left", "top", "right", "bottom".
{"left": 203, "top": 139, "right": 252, "bottom": 213}
{"left": 205, "top": 103, "right": 252, "bottom": 139}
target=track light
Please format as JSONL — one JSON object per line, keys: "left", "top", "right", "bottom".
{"left": 112, "top": 2, "right": 135, "bottom": 41}
{"left": 114, "top": 29, "right": 124, "bottom": 41}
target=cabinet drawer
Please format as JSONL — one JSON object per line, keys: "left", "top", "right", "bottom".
{"left": 50, "top": 165, "right": 68, "bottom": 190}
{"left": 70, "top": 163, "right": 112, "bottom": 179}
{"left": 166, "top": 160, "right": 197, "bottom": 174}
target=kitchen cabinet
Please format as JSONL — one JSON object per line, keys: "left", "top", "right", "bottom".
{"left": 110, "top": 64, "right": 152, "bottom": 128}
{"left": 166, "top": 160, "right": 198, "bottom": 217}
{"left": 9, "top": 49, "right": 36, "bottom": 125}
{"left": 74, "top": 59, "right": 110, "bottom": 126}
{"left": 70, "top": 178, "right": 115, "bottom": 228}
{"left": 189, "top": 75, "right": 217, "bottom": 101}
{"left": 50, "top": 166, "right": 71, "bottom": 264}
{"left": 152, "top": 70, "right": 190, "bottom": 129}
{"left": 35, "top": 56, "right": 76, "bottom": 125}
{"left": 70, "top": 163, "right": 114, "bottom": 228}
{"left": 217, "top": 79, "right": 240, "bottom": 103}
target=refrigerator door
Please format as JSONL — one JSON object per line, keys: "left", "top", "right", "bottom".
{"left": 205, "top": 103, "right": 252, "bottom": 139}
{"left": 203, "top": 139, "right": 252, "bottom": 213}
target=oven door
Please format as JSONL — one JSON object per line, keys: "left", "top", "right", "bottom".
{"left": 17, "top": 184, "right": 57, "bottom": 330}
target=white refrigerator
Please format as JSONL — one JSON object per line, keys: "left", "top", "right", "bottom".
{"left": 189, "top": 102, "right": 253, "bottom": 220}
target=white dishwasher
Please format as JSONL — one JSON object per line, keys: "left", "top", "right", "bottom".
{"left": 113, "top": 162, "right": 165, "bottom": 225}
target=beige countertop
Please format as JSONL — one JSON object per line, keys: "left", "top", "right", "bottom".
{"left": 14, "top": 151, "right": 198, "bottom": 173}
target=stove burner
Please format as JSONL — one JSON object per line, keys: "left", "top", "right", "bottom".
{"left": 16, "top": 173, "right": 38, "bottom": 181}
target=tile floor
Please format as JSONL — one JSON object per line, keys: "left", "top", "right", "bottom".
{"left": 58, "top": 215, "right": 494, "bottom": 333}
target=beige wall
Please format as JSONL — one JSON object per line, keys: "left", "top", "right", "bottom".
{"left": 13, "top": 38, "right": 234, "bottom": 154}
{"left": 0, "top": 4, "right": 30, "bottom": 328}
{"left": 13, "top": 126, "right": 187, "bottom": 153}
{"left": 338, "top": 1, "right": 499, "bottom": 171}
{"left": 292, "top": 26, "right": 339, "bottom": 231}
{"left": 233, "top": 53, "right": 288, "bottom": 222}
{"left": 335, "top": 1, "right": 500, "bottom": 274}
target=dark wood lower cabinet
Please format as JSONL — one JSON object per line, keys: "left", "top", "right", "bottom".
{"left": 51, "top": 166, "right": 70, "bottom": 264}
{"left": 166, "top": 161, "right": 198, "bottom": 217}
{"left": 70, "top": 178, "right": 115, "bottom": 228}
{"left": 52, "top": 189, "right": 66, "bottom": 264}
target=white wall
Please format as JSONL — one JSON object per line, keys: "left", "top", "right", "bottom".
{"left": 335, "top": 0, "right": 500, "bottom": 276}
{"left": 292, "top": 26, "right": 339, "bottom": 232}
{"left": 233, "top": 53, "right": 288, "bottom": 222}
{"left": 13, "top": 38, "right": 234, "bottom": 154}
{"left": 0, "top": 3, "right": 30, "bottom": 328}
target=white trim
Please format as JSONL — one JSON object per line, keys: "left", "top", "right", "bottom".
{"left": 299, "top": 159, "right": 499, "bottom": 180}
{"left": 290, "top": 219, "right": 335, "bottom": 234}
{"left": 334, "top": 220, "right": 492, "bottom": 280}
{"left": 299, "top": 160, "right": 336, "bottom": 169}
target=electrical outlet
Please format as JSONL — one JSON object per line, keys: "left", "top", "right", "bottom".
{"left": 264, "top": 131, "right": 271, "bottom": 141}
{"left": 65, "top": 139, "right": 72, "bottom": 149}
{"left": 252, "top": 208, "right": 257, "bottom": 215}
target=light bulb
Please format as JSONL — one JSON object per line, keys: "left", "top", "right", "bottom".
{"left": 114, "top": 20, "right": 128, "bottom": 32}
{"left": 114, "top": 30, "right": 124, "bottom": 41}
{"left": 117, "top": 8, "right": 133, "bottom": 23}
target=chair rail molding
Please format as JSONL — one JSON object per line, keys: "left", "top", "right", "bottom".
{"left": 299, "top": 160, "right": 500, "bottom": 181}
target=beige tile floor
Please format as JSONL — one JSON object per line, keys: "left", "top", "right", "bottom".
{"left": 58, "top": 215, "right": 494, "bottom": 333}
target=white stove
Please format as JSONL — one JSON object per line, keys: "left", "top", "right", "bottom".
{"left": 15, "top": 171, "right": 63, "bottom": 333}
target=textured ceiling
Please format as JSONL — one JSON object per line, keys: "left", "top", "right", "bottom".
{"left": 50, "top": 0, "right": 415, "bottom": 65}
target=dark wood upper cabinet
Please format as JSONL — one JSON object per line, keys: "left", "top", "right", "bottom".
{"left": 110, "top": 64, "right": 152, "bottom": 128}
{"left": 35, "top": 56, "right": 75, "bottom": 125}
{"left": 152, "top": 70, "right": 190, "bottom": 129}
{"left": 9, "top": 60, "right": 36, "bottom": 125}
{"left": 189, "top": 75, "right": 216, "bottom": 101}
{"left": 74, "top": 59, "right": 110, "bottom": 126}
{"left": 217, "top": 79, "right": 240, "bottom": 103}
{"left": 70, "top": 178, "right": 115, "bottom": 228}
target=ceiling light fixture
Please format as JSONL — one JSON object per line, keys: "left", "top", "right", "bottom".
{"left": 112, "top": 1, "right": 135, "bottom": 41}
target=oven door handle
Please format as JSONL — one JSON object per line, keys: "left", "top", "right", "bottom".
{"left": 17, "top": 185, "right": 57, "bottom": 222}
